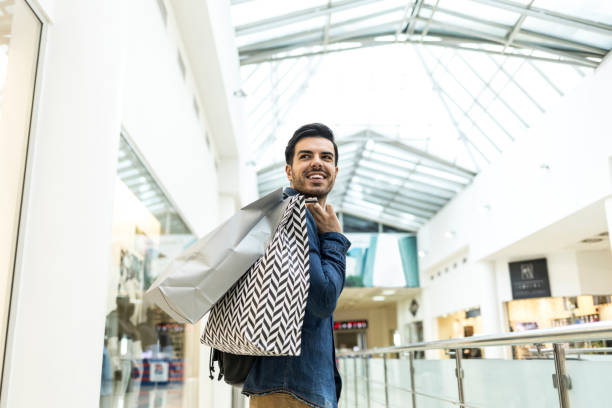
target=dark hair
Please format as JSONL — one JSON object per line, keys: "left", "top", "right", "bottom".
{"left": 285, "top": 123, "right": 338, "bottom": 166}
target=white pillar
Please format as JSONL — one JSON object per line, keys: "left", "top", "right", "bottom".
{"left": 421, "top": 286, "right": 440, "bottom": 360}
{"left": 474, "top": 261, "right": 506, "bottom": 359}
{"left": 606, "top": 198, "right": 612, "bottom": 252}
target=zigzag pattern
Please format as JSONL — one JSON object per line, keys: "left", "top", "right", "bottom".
{"left": 200, "top": 194, "right": 310, "bottom": 356}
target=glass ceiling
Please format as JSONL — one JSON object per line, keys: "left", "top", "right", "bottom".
{"left": 231, "top": 0, "right": 612, "bottom": 229}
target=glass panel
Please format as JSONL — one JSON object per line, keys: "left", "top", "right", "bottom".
{"left": 566, "top": 355, "right": 612, "bottom": 406}
{"left": 0, "top": 0, "right": 42, "bottom": 381}
{"left": 462, "top": 359, "right": 558, "bottom": 407}
{"left": 100, "top": 135, "right": 196, "bottom": 407}
{"left": 413, "top": 359, "right": 458, "bottom": 407}
{"left": 368, "top": 358, "right": 386, "bottom": 407}
{"left": 387, "top": 358, "right": 414, "bottom": 408}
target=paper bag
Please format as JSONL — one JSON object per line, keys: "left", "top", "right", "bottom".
{"left": 145, "top": 188, "right": 288, "bottom": 324}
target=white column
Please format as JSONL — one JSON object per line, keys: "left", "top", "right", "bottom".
{"left": 1, "top": 1, "right": 126, "bottom": 407}
{"left": 606, "top": 198, "right": 612, "bottom": 252}
{"left": 474, "top": 261, "right": 506, "bottom": 358}
{"left": 421, "top": 286, "right": 440, "bottom": 359}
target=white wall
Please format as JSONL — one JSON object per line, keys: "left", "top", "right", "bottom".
{"left": 122, "top": 0, "right": 217, "bottom": 236}
{"left": 168, "top": 0, "right": 256, "bottom": 207}
{"left": 577, "top": 250, "right": 612, "bottom": 295}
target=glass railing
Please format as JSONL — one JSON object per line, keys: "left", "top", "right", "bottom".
{"left": 337, "top": 322, "right": 612, "bottom": 408}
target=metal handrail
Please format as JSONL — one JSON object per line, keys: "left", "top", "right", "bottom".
{"left": 337, "top": 321, "right": 612, "bottom": 408}
{"left": 336, "top": 321, "right": 612, "bottom": 357}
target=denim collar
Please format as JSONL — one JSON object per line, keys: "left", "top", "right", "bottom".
{"left": 283, "top": 187, "right": 299, "bottom": 199}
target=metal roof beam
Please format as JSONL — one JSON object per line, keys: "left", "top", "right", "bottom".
{"left": 344, "top": 191, "right": 433, "bottom": 221}
{"left": 239, "top": 6, "right": 405, "bottom": 53}
{"left": 338, "top": 133, "right": 476, "bottom": 179}
{"left": 343, "top": 184, "right": 442, "bottom": 211}
{"left": 337, "top": 178, "right": 449, "bottom": 206}
{"left": 361, "top": 153, "right": 468, "bottom": 190}
{"left": 469, "top": 0, "right": 612, "bottom": 37}
{"left": 235, "top": 0, "right": 383, "bottom": 36}
{"left": 415, "top": 45, "right": 489, "bottom": 168}
{"left": 354, "top": 166, "right": 453, "bottom": 199}
{"left": 344, "top": 189, "right": 435, "bottom": 218}
{"left": 242, "top": 35, "right": 599, "bottom": 68}
{"left": 417, "top": 3, "right": 608, "bottom": 56}
{"left": 239, "top": 4, "right": 604, "bottom": 67}
{"left": 406, "top": 0, "right": 423, "bottom": 35}
{"left": 426, "top": 49, "right": 514, "bottom": 146}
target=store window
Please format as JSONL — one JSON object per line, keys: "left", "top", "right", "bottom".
{"left": 100, "top": 134, "right": 197, "bottom": 408}
{"left": 0, "top": 0, "right": 42, "bottom": 382}
{"left": 506, "top": 295, "right": 612, "bottom": 359}
{"left": 437, "top": 307, "right": 483, "bottom": 359}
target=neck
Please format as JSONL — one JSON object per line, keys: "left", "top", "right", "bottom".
{"left": 289, "top": 186, "right": 327, "bottom": 208}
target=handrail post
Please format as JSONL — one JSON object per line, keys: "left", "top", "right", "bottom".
{"left": 454, "top": 348, "right": 465, "bottom": 407}
{"left": 383, "top": 354, "right": 390, "bottom": 408}
{"left": 553, "top": 344, "right": 571, "bottom": 408}
{"left": 409, "top": 351, "right": 417, "bottom": 408}
{"left": 353, "top": 357, "right": 358, "bottom": 408}
{"left": 365, "top": 356, "right": 371, "bottom": 408}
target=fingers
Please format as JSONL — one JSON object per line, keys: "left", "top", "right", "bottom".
{"left": 306, "top": 202, "right": 325, "bottom": 216}
{"left": 325, "top": 203, "right": 335, "bottom": 215}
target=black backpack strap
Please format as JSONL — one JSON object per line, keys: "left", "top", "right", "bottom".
{"left": 208, "top": 347, "right": 215, "bottom": 380}
{"left": 208, "top": 348, "right": 225, "bottom": 381}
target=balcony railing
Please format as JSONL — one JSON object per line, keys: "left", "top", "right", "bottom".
{"left": 336, "top": 321, "right": 612, "bottom": 408}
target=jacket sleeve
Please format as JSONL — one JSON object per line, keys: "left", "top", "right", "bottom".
{"left": 307, "top": 228, "right": 351, "bottom": 319}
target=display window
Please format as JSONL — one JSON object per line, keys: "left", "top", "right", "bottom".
{"left": 506, "top": 295, "right": 612, "bottom": 359}
{"left": 0, "top": 0, "right": 42, "bottom": 384}
{"left": 100, "top": 135, "right": 197, "bottom": 408}
{"left": 437, "top": 307, "right": 483, "bottom": 359}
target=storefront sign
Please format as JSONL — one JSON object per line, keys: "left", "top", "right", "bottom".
{"left": 149, "top": 361, "right": 169, "bottom": 382}
{"left": 509, "top": 258, "right": 551, "bottom": 299}
{"left": 334, "top": 320, "right": 368, "bottom": 330}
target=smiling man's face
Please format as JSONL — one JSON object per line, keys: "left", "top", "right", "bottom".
{"left": 286, "top": 136, "right": 338, "bottom": 199}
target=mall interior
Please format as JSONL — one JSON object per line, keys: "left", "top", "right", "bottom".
{"left": 1, "top": 0, "right": 612, "bottom": 407}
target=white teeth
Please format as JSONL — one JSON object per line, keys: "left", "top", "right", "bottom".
{"left": 309, "top": 174, "right": 324, "bottom": 180}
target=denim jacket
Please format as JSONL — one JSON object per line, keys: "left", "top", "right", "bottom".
{"left": 242, "top": 188, "right": 351, "bottom": 408}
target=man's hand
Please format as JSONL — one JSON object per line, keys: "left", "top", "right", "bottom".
{"left": 306, "top": 202, "right": 341, "bottom": 233}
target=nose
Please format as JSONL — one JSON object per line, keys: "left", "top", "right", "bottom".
{"left": 310, "top": 154, "right": 324, "bottom": 167}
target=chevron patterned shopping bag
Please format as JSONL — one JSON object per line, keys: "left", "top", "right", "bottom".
{"left": 200, "top": 194, "right": 310, "bottom": 356}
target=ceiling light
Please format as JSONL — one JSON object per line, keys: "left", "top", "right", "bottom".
{"left": 444, "top": 231, "right": 455, "bottom": 239}
{"left": 372, "top": 296, "right": 385, "bottom": 302}
{"left": 382, "top": 290, "right": 396, "bottom": 295}
{"left": 418, "top": 250, "right": 427, "bottom": 258}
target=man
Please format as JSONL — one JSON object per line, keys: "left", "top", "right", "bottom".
{"left": 242, "top": 123, "right": 351, "bottom": 408}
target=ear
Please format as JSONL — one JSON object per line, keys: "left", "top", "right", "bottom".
{"left": 285, "top": 164, "right": 293, "bottom": 183}
{"left": 334, "top": 166, "right": 339, "bottom": 177}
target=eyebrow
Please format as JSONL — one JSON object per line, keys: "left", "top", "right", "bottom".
{"left": 297, "top": 150, "right": 334, "bottom": 156}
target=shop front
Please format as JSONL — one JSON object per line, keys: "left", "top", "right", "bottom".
{"left": 436, "top": 307, "right": 483, "bottom": 359}
{"left": 334, "top": 320, "right": 368, "bottom": 352}
{"left": 506, "top": 295, "right": 612, "bottom": 359}
{"left": 100, "top": 135, "right": 200, "bottom": 408}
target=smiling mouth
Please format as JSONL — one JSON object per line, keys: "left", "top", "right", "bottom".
{"left": 307, "top": 172, "right": 327, "bottom": 181}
